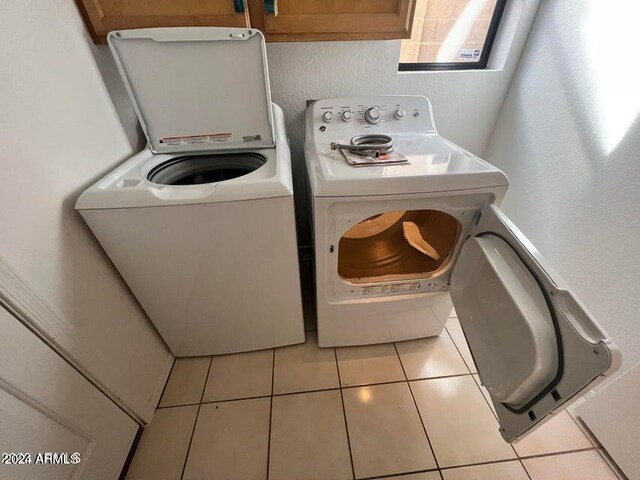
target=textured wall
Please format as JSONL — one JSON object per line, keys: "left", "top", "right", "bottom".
{"left": 485, "top": 0, "right": 640, "bottom": 370}
{"left": 0, "top": 0, "right": 171, "bottom": 422}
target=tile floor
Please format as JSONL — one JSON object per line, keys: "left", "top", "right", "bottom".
{"left": 125, "top": 312, "right": 623, "bottom": 480}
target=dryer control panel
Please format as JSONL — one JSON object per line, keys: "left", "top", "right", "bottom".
{"left": 308, "top": 96, "right": 437, "bottom": 140}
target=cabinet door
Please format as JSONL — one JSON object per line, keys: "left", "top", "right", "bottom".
{"left": 0, "top": 305, "right": 138, "bottom": 479}
{"left": 248, "top": 0, "right": 416, "bottom": 41}
{"left": 77, "top": 0, "right": 250, "bottom": 43}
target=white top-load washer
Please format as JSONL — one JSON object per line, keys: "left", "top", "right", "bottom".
{"left": 305, "top": 95, "right": 620, "bottom": 442}
{"left": 76, "top": 28, "right": 304, "bottom": 357}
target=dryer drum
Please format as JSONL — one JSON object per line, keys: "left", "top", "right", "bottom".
{"left": 147, "top": 153, "right": 267, "bottom": 185}
{"left": 338, "top": 209, "right": 461, "bottom": 284}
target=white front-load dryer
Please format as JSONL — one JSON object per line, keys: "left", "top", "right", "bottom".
{"left": 76, "top": 28, "right": 304, "bottom": 357}
{"left": 305, "top": 96, "right": 620, "bottom": 443}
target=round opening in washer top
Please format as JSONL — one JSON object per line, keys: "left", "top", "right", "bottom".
{"left": 147, "top": 153, "right": 267, "bottom": 185}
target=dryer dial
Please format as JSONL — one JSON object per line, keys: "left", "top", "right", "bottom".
{"left": 364, "top": 107, "right": 382, "bottom": 125}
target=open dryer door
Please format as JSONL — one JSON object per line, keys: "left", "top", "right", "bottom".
{"left": 450, "top": 205, "right": 621, "bottom": 442}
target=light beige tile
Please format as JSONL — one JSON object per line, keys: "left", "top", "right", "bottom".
{"left": 183, "top": 398, "right": 270, "bottom": 480}
{"left": 445, "top": 317, "right": 477, "bottom": 373}
{"left": 269, "top": 390, "right": 352, "bottom": 480}
{"left": 126, "top": 405, "right": 198, "bottom": 480}
{"left": 426, "top": 0, "right": 463, "bottom": 17}
{"left": 396, "top": 331, "right": 469, "bottom": 380}
{"left": 421, "top": 18, "right": 438, "bottom": 43}
{"left": 434, "top": 18, "right": 460, "bottom": 42}
{"left": 202, "top": 349, "right": 272, "bottom": 402}
{"left": 159, "top": 357, "right": 211, "bottom": 407}
{"left": 400, "top": 41, "right": 420, "bottom": 63}
{"left": 470, "top": 17, "right": 492, "bottom": 43}
{"left": 513, "top": 410, "right": 592, "bottom": 457}
{"left": 411, "top": 376, "right": 516, "bottom": 467}
{"left": 273, "top": 331, "right": 339, "bottom": 394}
{"left": 480, "top": 0, "right": 498, "bottom": 18}
{"left": 343, "top": 382, "right": 437, "bottom": 478}
{"left": 410, "top": 17, "right": 425, "bottom": 42}
{"left": 569, "top": 413, "right": 602, "bottom": 448}
{"left": 418, "top": 42, "right": 442, "bottom": 63}
{"left": 414, "top": 0, "right": 428, "bottom": 18}
{"left": 565, "top": 395, "right": 585, "bottom": 417}
{"left": 523, "top": 450, "right": 619, "bottom": 480}
{"left": 564, "top": 397, "right": 602, "bottom": 447}
{"left": 385, "top": 472, "right": 441, "bottom": 480}
{"left": 473, "top": 374, "right": 496, "bottom": 415}
{"left": 442, "top": 461, "right": 529, "bottom": 480}
{"left": 336, "top": 343, "right": 405, "bottom": 387}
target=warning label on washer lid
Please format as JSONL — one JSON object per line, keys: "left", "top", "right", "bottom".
{"left": 243, "top": 134, "right": 262, "bottom": 142}
{"left": 158, "top": 132, "right": 232, "bottom": 146}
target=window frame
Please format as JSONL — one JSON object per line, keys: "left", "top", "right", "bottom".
{"left": 399, "top": 0, "right": 508, "bottom": 71}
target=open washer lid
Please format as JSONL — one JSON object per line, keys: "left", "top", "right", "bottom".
{"left": 109, "top": 27, "right": 275, "bottom": 154}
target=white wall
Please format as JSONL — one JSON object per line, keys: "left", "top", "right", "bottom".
{"left": 485, "top": 0, "right": 640, "bottom": 370}
{"left": 0, "top": 0, "right": 172, "bottom": 422}
{"left": 265, "top": 0, "right": 540, "bottom": 243}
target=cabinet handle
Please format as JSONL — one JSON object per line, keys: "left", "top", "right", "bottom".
{"left": 265, "top": 0, "right": 278, "bottom": 16}
{"left": 233, "top": 0, "right": 245, "bottom": 13}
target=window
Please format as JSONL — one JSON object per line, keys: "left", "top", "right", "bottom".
{"left": 399, "top": 0, "right": 507, "bottom": 71}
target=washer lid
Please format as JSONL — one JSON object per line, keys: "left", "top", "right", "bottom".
{"left": 108, "top": 27, "right": 275, "bottom": 154}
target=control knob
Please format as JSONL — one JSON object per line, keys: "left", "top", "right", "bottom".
{"left": 364, "top": 106, "right": 382, "bottom": 125}
{"left": 341, "top": 110, "right": 353, "bottom": 122}
{"left": 394, "top": 108, "right": 406, "bottom": 120}
{"left": 322, "top": 111, "right": 334, "bottom": 123}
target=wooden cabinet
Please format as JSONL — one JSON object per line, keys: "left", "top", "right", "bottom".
{"left": 77, "top": 0, "right": 416, "bottom": 43}
{"left": 77, "top": 0, "right": 250, "bottom": 43}
{"left": 248, "top": 0, "right": 416, "bottom": 41}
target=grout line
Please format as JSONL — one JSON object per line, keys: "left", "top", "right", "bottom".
{"left": 156, "top": 356, "right": 177, "bottom": 408}
{"left": 444, "top": 319, "right": 476, "bottom": 374}
{"left": 566, "top": 407, "right": 602, "bottom": 449}
{"left": 117, "top": 425, "right": 143, "bottom": 480}
{"left": 515, "top": 446, "right": 598, "bottom": 461}
{"left": 156, "top": 401, "right": 202, "bottom": 410}
{"left": 334, "top": 346, "right": 357, "bottom": 480}
{"left": 519, "top": 458, "right": 534, "bottom": 480}
{"left": 595, "top": 448, "right": 629, "bottom": 480}
{"left": 361, "top": 450, "right": 608, "bottom": 480}
{"left": 438, "top": 456, "right": 529, "bottom": 471}
{"left": 467, "top": 371, "right": 539, "bottom": 478}
{"left": 358, "top": 466, "right": 440, "bottom": 480}
{"left": 342, "top": 372, "right": 473, "bottom": 390}
{"left": 179, "top": 355, "right": 213, "bottom": 480}
{"left": 158, "top": 373, "right": 477, "bottom": 410}
{"left": 470, "top": 375, "right": 499, "bottom": 421}
{"left": 393, "top": 342, "right": 442, "bottom": 474}
{"left": 266, "top": 348, "right": 276, "bottom": 480}
{"left": 453, "top": 330, "right": 528, "bottom": 476}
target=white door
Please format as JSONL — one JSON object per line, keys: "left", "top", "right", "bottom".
{"left": 450, "top": 205, "right": 621, "bottom": 442}
{"left": 0, "top": 304, "right": 138, "bottom": 479}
